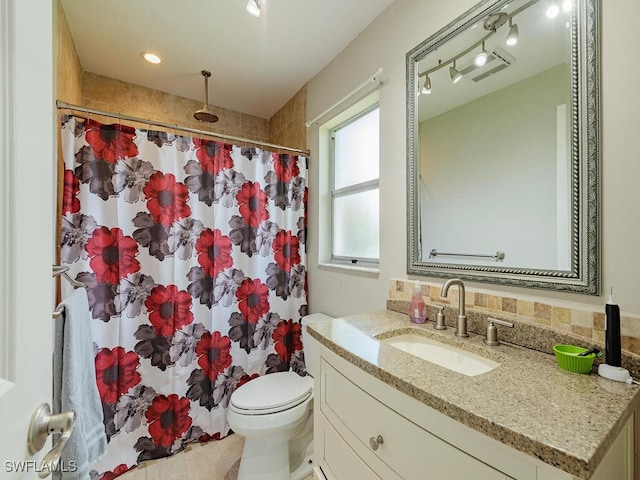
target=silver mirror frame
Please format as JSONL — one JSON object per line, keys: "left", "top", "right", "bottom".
{"left": 406, "top": 0, "right": 600, "bottom": 294}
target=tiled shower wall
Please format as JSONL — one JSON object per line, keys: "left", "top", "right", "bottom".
{"left": 269, "top": 84, "right": 307, "bottom": 151}
{"left": 390, "top": 279, "right": 640, "bottom": 356}
{"left": 80, "top": 72, "right": 270, "bottom": 142}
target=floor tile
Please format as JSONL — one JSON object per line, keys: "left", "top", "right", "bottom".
{"left": 116, "top": 434, "right": 244, "bottom": 480}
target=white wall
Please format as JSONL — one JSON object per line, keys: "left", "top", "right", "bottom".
{"left": 306, "top": 0, "right": 640, "bottom": 317}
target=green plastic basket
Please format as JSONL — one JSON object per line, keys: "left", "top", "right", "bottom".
{"left": 553, "top": 345, "right": 595, "bottom": 374}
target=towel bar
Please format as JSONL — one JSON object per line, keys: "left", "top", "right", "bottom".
{"left": 52, "top": 265, "right": 86, "bottom": 288}
{"left": 429, "top": 249, "right": 505, "bottom": 261}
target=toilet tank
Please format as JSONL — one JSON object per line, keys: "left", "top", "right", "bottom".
{"left": 301, "top": 313, "right": 333, "bottom": 377}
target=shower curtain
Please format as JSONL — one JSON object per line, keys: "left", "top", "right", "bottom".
{"left": 59, "top": 115, "right": 308, "bottom": 479}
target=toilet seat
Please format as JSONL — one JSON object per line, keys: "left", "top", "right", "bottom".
{"left": 230, "top": 371, "right": 314, "bottom": 415}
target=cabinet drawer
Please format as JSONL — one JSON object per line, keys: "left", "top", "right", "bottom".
{"left": 319, "top": 415, "right": 382, "bottom": 480}
{"left": 321, "top": 359, "right": 508, "bottom": 480}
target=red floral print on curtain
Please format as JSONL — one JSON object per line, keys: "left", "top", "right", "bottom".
{"left": 86, "top": 227, "right": 141, "bottom": 284}
{"left": 59, "top": 116, "right": 308, "bottom": 479}
{"left": 85, "top": 120, "right": 138, "bottom": 163}
{"left": 62, "top": 169, "right": 81, "bottom": 215}
{"left": 94, "top": 347, "right": 142, "bottom": 404}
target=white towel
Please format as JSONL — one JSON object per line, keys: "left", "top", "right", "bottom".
{"left": 53, "top": 288, "right": 107, "bottom": 480}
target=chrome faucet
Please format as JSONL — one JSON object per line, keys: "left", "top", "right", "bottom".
{"left": 440, "top": 278, "right": 468, "bottom": 337}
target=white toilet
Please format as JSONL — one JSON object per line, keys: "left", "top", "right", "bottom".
{"left": 227, "top": 313, "right": 333, "bottom": 480}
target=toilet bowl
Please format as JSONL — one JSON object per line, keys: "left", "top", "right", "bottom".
{"left": 227, "top": 313, "right": 332, "bottom": 480}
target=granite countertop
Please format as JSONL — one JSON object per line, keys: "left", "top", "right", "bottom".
{"left": 307, "top": 310, "right": 640, "bottom": 479}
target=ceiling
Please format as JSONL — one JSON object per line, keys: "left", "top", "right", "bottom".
{"left": 60, "top": 0, "right": 396, "bottom": 119}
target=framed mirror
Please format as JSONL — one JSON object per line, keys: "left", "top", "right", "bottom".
{"left": 406, "top": 0, "right": 599, "bottom": 294}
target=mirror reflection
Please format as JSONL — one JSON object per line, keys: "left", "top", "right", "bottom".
{"left": 406, "top": 0, "right": 600, "bottom": 294}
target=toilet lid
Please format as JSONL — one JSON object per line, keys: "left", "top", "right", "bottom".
{"left": 230, "top": 371, "right": 313, "bottom": 413}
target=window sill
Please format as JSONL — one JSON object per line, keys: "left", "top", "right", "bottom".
{"left": 317, "top": 262, "right": 380, "bottom": 276}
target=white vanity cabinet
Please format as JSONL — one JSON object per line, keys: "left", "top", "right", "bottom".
{"left": 312, "top": 342, "right": 635, "bottom": 480}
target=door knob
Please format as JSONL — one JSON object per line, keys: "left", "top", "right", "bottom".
{"left": 27, "top": 403, "right": 75, "bottom": 478}
{"left": 369, "top": 434, "right": 384, "bottom": 451}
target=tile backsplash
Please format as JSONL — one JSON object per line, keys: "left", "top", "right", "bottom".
{"left": 389, "top": 279, "right": 640, "bottom": 357}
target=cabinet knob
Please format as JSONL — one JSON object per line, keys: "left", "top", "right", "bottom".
{"left": 369, "top": 434, "right": 384, "bottom": 451}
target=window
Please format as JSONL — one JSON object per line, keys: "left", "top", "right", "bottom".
{"left": 330, "top": 105, "right": 379, "bottom": 264}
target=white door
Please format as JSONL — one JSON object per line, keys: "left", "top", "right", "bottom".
{"left": 0, "top": 0, "right": 57, "bottom": 478}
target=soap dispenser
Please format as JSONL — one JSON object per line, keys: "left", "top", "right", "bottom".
{"left": 408, "top": 283, "right": 427, "bottom": 324}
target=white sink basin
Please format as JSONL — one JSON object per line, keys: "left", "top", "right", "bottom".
{"left": 381, "top": 334, "right": 500, "bottom": 376}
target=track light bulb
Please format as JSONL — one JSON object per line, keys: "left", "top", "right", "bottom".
{"left": 474, "top": 42, "right": 488, "bottom": 67}
{"left": 450, "top": 62, "right": 462, "bottom": 84}
{"left": 562, "top": 0, "right": 573, "bottom": 12}
{"left": 506, "top": 22, "right": 519, "bottom": 46}
{"left": 546, "top": 4, "right": 560, "bottom": 18}
{"left": 247, "top": 0, "right": 261, "bottom": 17}
{"left": 421, "top": 76, "right": 431, "bottom": 95}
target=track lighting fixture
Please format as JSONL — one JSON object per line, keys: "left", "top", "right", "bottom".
{"left": 474, "top": 41, "right": 488, "bottom": 67}
{"left": 246, "top": 0, "right": 261, "bottom": 17}
{"left": 450, "top": 61, "right": 462, "bottom": 84}
{"left": 418, "top": 0, "right": 567, "bottom": 95}
{"left": 506, "top": 20, "right": 519, "bottom": 46}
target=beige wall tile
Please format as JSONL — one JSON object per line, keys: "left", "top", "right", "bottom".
{"left": 475, "top": 293, "right": 488, "bottom": 308}
{"left": 594, "top": 312, "right": 605, "bottom": 331}
{"left": 488, "top": 295, "right": 501, "bottom": 311}
{"left": 269, "top": 110, "right": 283, "bottom": 137}
{"left": 173, "top": 96, "right": 206, "bottom": 127}
{"left": 268, "top": 84, "right": 307, "bottom": 150}
{"left": 621, "top": 315, "right": 640, "bottom": 338}
{"left": 83, "top": 72, "right": 132, "bottom": 107}
{"left": 293, "top": 85, "right": 307, "bottom": 119}
{"left": 534, "top": 317, "right": 552, "bottom": 327}
{"left": 429, "top": 285, "right": 441, "bottom": 301}
{"left": 182, "top": 442, "right": 227, "bottom": 480}
{"left": 593, "top": 330, "right": 605, "bottom": 344}
{"left": 621, "top": 336, "right": 640, "bottom": 354}
{"left": 56, "top": 0, "right": 83, "bottom": 104}
{"left": 571, "top": 325, "right": 593, "bottom": 339}
{"left": 502, "top": 297, "right": 517, "bottom": 314}
{"left": 517, "top": 299, "right": 534, "bottom": 317}
{"left": 217, "top": 108, "right": 243, "bottom": 137}
{"left": 552, "top": 306, "right": 571, "bottom": 324}
{"left": 534, "top": 302, "right": 552, "bottom": 320}
{"left": 571, "top": 310, "right": 594, "bottom": 329}
{"left": 551, "top": 322, "right": 571, "bottom": 333}
{"left": 130, "top": 84, "right": 173, "bottom": 117}
{"left": 241, "top": 113, "right": 269, "bottom": 141}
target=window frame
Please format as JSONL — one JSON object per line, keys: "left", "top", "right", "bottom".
{"left": 329, "top": 103, "right": 380, "bottom": 265}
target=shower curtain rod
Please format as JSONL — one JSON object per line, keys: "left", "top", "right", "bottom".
{"left": 56, "top": 100, "right": 311, "bottom": 156}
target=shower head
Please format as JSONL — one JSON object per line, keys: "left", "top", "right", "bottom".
{"left": 194, "top": 70, "right": 219, "bottom": 123}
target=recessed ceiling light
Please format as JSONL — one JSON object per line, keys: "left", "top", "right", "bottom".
{"left": 141, "top": 52, "right": 162, "bottom": 64}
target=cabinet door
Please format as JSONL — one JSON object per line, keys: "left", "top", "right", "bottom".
{"left": 317, "top": 415, "right": 383, "bottom": 480}
{"left": 321, "top": 360, "right": 508, "bottom": 480}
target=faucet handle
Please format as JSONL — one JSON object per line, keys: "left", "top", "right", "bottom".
{"left": 484, "top": 317, "right": 514, "bottom": 346}
{"left": 434, "top": 306, "right": 446, "bottom": 330}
